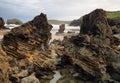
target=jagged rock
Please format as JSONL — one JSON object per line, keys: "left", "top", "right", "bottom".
{"left": 80, "top": 9, "right": 112, "bottom": 38}
{"left": 57, "top": 9, "right": 120, "bottom": 82}
{"left": 2, "top": 13, "right": 57, "bottom": 76}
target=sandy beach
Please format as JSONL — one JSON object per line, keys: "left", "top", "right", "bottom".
{"left": 51, "top": 35, "right": 63, "bottom": 41}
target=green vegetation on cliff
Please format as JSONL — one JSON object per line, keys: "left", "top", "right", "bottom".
{"left": 107, "top": 11, "right": 120, "bottom": 20}
{"left": 48, "top": 20, "right": 71, "bottom": 24}
{"left": 69, "top": 10, "right": 120, "bottom": 26}
{"left": 7, "top": 18, "right": 23, "bottom": 25}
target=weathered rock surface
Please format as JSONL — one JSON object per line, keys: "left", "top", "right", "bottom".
{"left": 2, "top": 13, "right": 55, "bottom": 67}
{"left": 1, "top": 13, "right": 57, "bottom": 82}
{"left": 80, "top": 9, "right": 112, "bottom": 38}
{"left": 55, "top": 9, "right": 120, "bottom": 82}
{"left": 0, "top": 9, "right": 120, "bottom": 83}
{"left": 0, "top": 47, "right": 11, "bottom": 83}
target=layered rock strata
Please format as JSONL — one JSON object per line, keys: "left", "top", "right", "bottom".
{"left": 56, "top": 9, "right": 120, "bottom": 82}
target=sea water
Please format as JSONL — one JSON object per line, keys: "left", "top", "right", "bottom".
{"left": 51, "top": 24, "right": 79, "bottom": 35}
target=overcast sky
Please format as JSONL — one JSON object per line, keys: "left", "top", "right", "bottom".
{"left": 0, "top": 0, "right": 120, "bottom": 22}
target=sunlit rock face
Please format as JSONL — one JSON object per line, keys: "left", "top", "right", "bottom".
{"left": 59, "top": 9, "right": 120, "bottom": 82}
{"left": 1, "top": 13, "right": 58, "bottom": 82}
{"left": 0, "top": 48, "right": 11, "bottom": 83}
{"left": 1, "top": 13, "right": 57, "bottom": 69}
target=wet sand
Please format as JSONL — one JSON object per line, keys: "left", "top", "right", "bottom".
{"left": 0, "top": 30, "right": 9, "bottom": 35}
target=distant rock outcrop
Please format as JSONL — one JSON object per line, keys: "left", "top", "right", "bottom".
{"left": 69, "top": 16, "right": 83, "bottom": 26}
{"left": 59, "top": 24, "right": 65, "bottom": 33}
{"left": 7, "top": 18, "right": 23, "bottom": 25}
{"left": 55, "top": 9, "right": 120, "bottom": 82}
{"left": 69, "top": 19, "right": 80, "bottom": 26}
{"left": 56, "top": 24, "right": 65, "bottom": 35}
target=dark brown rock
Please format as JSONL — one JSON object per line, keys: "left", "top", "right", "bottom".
{"left": 80, "top": 9, "right": 112, "bottom": 38}
{"left": 56, "top": 9, "right": 120, "bottom": 82}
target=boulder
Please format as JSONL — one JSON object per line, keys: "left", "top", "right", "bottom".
{"left": 56, "top": 24, "right": 65, "bottom": 35}
{"left": 59, "top": 24, "right": 65, "bottom": 33}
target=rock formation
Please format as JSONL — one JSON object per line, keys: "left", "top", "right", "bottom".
{"left": 55, "top": 9, "right": 120, "bottom": 82}
{"left": 1, "top": 13, "right": 57, "bottom": 82}
{"left": 0, "top": 9, "right": 120, "bottom": 83}
{"left": 56, "top": 24, "right": 65, "bottom": 35}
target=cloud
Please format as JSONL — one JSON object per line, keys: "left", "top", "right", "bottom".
{"left": 0, "top": 0, "right": 120, "bottom": 22}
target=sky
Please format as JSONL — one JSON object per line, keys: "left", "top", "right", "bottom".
{"left": 0, "top": 0, "right": 120, "bottom": 22}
